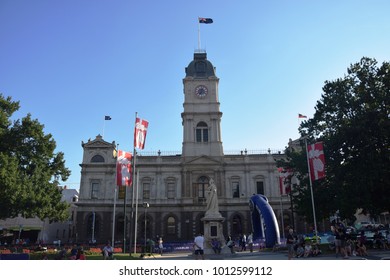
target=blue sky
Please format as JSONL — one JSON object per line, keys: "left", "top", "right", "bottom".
{"left": 1, "top": 0, "right": 390, "bottom": 189}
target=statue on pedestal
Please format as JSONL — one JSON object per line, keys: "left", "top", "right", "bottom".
{"left": 202, "top": 178, "right": 229, "bottom": 255}
{"left": 205, "top": 178, "right": 219, "bottom": 216}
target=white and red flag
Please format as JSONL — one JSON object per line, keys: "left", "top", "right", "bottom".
{"left": 116, "top": 150, "right": 132, "bottom": 187}
{"left": 307, "top": 142, "right": 326, "bottom": 181}
{"left": 134, "top": 117, "right": 149, "bottom": 150}
{"left": 278, "top": 168, "right": 293, "bottom": 195}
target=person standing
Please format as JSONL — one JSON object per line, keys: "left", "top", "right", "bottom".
{"left": 158, "top": 237, "right": 164, "bottom": 255}
{"left": 226, "top": 235, "right": 235, "bottom": 254}
{"left": 286, "top": 228, "right": 296, "bottom": 260}
{"left": 193, "top": 233, "right": 205, "bottom": 260}
{"left": 241, "top": 234, "right": 247, "bottom": 251}
{"left": 247, "top": 232, "right": 254, "bottom": 252}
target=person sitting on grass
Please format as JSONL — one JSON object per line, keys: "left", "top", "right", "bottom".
{"left": 303, "top": 241, "right": 312, "bottom": 258}
{"left": 296, "top": 243, "right": 304, "bottom": 258}
{"left": 356, "top": 241, "right": 367, "bottom": 256}
{"left": 311, "top": 243, "right": 322, "bottom": 256}
{"left": 102, "top": 242, "right": 113, "bottom": 260}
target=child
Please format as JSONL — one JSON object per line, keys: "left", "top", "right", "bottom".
{"left": 303, "top": 242, "right": 312, "bottom": 258}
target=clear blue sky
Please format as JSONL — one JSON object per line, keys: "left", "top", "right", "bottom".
{"left": 1, "top": 0, "right": 390, "bottom": 189}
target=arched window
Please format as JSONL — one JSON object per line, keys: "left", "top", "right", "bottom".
{"left": 91, "top": 155, "right": 105, "bottom": 163}
{"left": 167, "top": 216, "right": 176, "bottom": 235}
{"left": 196, "top": 122, "right": 208, "bottom": 143}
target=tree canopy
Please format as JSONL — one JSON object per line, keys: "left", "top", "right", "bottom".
{"left": 0, "top": 94, "right": 71, "bottom": 222}
{"left": 279, "top": 57, "right": 390, "bottom": 223}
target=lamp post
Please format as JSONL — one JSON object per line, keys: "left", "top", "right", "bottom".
{"left": 143, "top": 202, "right": 149, "bottom": 253}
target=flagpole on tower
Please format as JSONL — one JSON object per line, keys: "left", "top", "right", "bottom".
{"left": 197, "top": 17, "right": 213, "bottom": 52}
{"left": 103, "top": 116, "right": 112, "bottom": 139}
{"left": 197, "top": 17, "right": 201, "bottom": 50}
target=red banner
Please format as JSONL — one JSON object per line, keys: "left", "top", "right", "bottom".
{"left": 116, "top": 150, "right": 132, "bottom": 187}
{"left": 278, "top": 168, "right": 293, "bottom": 195}
{"left": 307, "top": 142, "right": 326, "bottom": 181}
{"left": 134, "top": 117, "right": 149, "bottom": 150}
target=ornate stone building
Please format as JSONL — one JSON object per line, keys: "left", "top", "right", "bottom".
{"left": 75, "top": 51, "right": 291, "bottom": 245}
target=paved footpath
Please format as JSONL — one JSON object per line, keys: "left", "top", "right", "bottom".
{"left": 145, "top": 249, "right": 390, "bottom": 260}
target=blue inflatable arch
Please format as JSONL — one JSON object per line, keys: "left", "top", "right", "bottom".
{"left": 249, "top": 194, "right": 280, "bottom": 248}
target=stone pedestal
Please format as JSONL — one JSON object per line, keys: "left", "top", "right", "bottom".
{"left": 201, "top": 213, "right": 230, "bottom": 255}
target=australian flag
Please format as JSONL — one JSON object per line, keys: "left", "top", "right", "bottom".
{"left": 199, "top": 17, "right": 213, "bottom": 24}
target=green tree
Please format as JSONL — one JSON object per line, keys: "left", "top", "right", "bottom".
{"left": 0, "top": 94, "right": 71, "bottom": 221}
{"left": 282, "top": 57, "right": 390, "bottom": 223}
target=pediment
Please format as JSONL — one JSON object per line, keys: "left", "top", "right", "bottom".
{"left": 82, "top": 135, "right": 115, "bottom": 149}
{"left": 184, "top": 155, "right": 223, "bottom": 166}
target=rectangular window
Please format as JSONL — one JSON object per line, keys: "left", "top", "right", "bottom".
{"left": 196, "top": 129, "right": 202, "bottom": 142}
{"left": 198, "top": 184, "right": 206, "bottom": 198}
{"left": 167, "top": 182, "right": 175, "bottom": 199}
{"left": 91, "top": 182, "right": 99, "bottom": 199}
{"left": 256, "top": 181, "right": 264, "bottom": 195}
{"left": 143, "top": 182, "right": 150, "bottom": 199}
{"left": 203, "top": 129, "right": 208, "bottom": 142}
{"left": 232, "top": 182, "right": 240, "bottom": 198}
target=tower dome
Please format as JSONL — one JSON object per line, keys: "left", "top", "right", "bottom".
{"left": 185, "top": 52, "right": 216, "bottom": 78}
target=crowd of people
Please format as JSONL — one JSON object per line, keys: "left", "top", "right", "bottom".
{"left": 53, "top": 244, "right": 86, "bottom": 260}
{"left": 285, "top": 222, "right": 390, "bottom": 260}
{"left": 286, "top": 228, "right": 322, "bottom": 259}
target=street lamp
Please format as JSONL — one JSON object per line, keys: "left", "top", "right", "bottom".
{"left": 143, "top": 202, "right": 149, "bottom": 253}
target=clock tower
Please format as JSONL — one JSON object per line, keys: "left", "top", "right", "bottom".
{"left": 182, "top": 52, "right": 223, "bottom": 158}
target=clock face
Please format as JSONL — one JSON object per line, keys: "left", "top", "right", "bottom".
{"left": 195, "top": 85, "right": 208, "bottom": 98}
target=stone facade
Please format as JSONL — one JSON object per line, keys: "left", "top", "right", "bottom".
{"left": 75, "top": 52, "right": 291, "bottom": 245}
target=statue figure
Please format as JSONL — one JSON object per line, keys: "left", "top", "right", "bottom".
{"left": 206, "top": 178, "right": 219, "bottom": 215}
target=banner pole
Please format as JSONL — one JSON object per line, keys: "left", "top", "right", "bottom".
{"left": 134, "top": 169, "right": 139, "bottom": 255}
{"left": 112, "top": 144, "right": 119, "bottom": 247}
{"left": 305, "top": 138, "right": 318, "bottom": 241}
{"left": 129, "top": 112, "right": 138, "bottom": 255}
